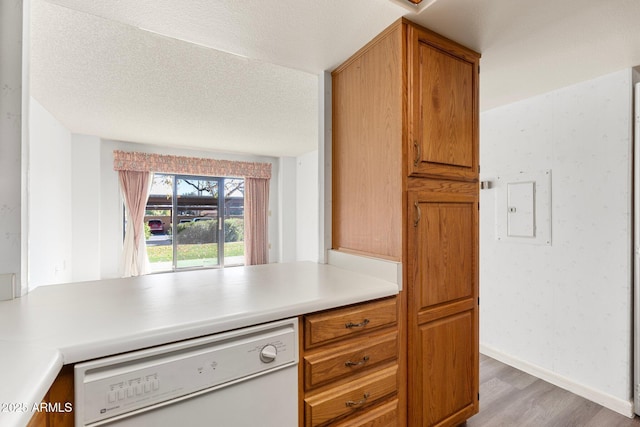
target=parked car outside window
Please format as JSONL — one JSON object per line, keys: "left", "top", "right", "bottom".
{"left": 148, "top": 219, "right": 164, "bottom": 234}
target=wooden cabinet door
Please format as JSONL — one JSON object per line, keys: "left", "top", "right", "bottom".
{"left": 411, "top": 193, "right": 476, "bottom": 309}
{"left": 408, "top": 26, "right": 479, "bottom": 181}
{"left": 407, "top": 188, "right": 479, "bottom": 426}
{"left": 417, "top": 309, "right": 477, "bottom": 427}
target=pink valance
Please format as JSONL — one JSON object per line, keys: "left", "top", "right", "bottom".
{"left": 113, "top": 150, "right": 272, "bottom": 180}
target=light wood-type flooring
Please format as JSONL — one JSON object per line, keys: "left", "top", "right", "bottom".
{"left": 464, "top": 354, "right": 640, "bottom": 427}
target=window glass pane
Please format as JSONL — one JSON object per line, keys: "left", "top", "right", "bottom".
{"left": 223, "top": 178, "right": 244, "bottom": 266}
{"left": 176, "top": 177, "right": 219, "bottom": 269}
{"left": 141, "top": 173, "right": 245, "bottom": 273}
{"left": 146, "top": 174, "right": 173, "bottom": 273}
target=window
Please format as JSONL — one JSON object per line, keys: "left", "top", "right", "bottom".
{"left": 144, "top": 174, "right": 245, "bottom": 273}
{"left": 115, "top": 150, "right": 270, "bottom": 275}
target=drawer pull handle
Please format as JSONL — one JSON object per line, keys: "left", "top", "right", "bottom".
{"left": 345, "top": 356, "right": 370, "bottom": 367}
{"left": 345, "top": 393, "right": 370, "bottom": 408}
{"left": 345, "top": 319, "right": 370, "bottom": 329}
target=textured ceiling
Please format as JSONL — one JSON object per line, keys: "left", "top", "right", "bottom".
{"left": 30, "top": 0, "right": 640, "bottom": 157}
{"left": 30, "top": 1, "right": 324, "bottom": 157}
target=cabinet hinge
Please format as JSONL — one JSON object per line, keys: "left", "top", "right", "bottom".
{"left": 478, "top": 297, "right": 480, "bottom": 306}
{"left": 478, "top": 392, "right": 480, "bottom": 401}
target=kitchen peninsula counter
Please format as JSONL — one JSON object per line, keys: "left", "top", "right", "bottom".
{"left": 0, "top": 261, "right": 399, "bottom": 427}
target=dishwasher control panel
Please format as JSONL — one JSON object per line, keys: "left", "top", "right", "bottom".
{"left": 74, "top": 318, "right": 298, "bottom": 426}
{"left": 104, "top": 372, "right": 160, "bottom": 405}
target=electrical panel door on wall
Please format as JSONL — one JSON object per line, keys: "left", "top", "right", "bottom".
{"left": 507, "top": 181, "right": 535, "bottom": 237}
{"left": 495, "top": 170, "right": 551, "bottom": 245}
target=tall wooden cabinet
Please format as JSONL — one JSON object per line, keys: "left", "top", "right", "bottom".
{"left": 332, "top": 18, "right": 480, "bottom": 427}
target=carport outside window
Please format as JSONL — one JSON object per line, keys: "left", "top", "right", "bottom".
{"left": 143, "top": 174, "right": 245, "bottom": 273}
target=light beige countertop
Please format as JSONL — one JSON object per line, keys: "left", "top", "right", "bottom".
{"left": 0, "top": 261, "right": 399, "bottom": 427}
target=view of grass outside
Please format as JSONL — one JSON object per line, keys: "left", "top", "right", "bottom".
{"left": 147, "top": 242, "right": 244, "bottom": 263}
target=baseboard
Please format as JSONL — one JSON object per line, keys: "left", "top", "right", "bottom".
{"left": 480, "top": 344, "right": 635, "bottom": 418}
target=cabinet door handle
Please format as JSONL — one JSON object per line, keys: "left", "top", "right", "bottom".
{"left": 345, "top": 393, "right": 370, "bottom": 408}
{"left": 413, "top": 140, "right": 421, "bottom": 166}
{"left": 345, "top": 355, "right": 370, "bottom": 367}
{"left": 414, "top": 201, "right": 422, "bottom": 227}
{"left": 345, "top": 319, "right": 370, "bottom": 329}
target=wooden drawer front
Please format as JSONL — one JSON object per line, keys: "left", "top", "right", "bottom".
{"left": 304, "top": 331, "right": 398, "bottom": 390}
{"left": 333, "top": 399, "right": 399, "bottom": 427}
{"left": 305, "top": 298, "right": 397, "bottom": 348}
{"left": 304, "top": 365, "right": 398, "bottom": 427}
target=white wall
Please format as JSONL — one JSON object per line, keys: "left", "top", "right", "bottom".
{"left": 480, "top": 69, "right": 634, "bottom": 414}
{"left": 28, "top": 98, "right": 73, "bottom": 288}
{"left": 318, "top": 71, "right": 332, "bottom": 263}
{"left": 279, "top": 157, "right": 297, "bottom": 263}
{"left": 296, "top": 150, "right": 319, "bottom": 261}
{"left": 0, "top": 0, "right": 25, "bottom": 297}
{"left": 71, "top": 134, "right": 102, "bottom": 282}
{"left": 98, "top": 140, "right": 124, "bottom": 279}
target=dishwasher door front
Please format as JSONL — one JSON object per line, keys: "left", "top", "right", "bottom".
{"left": 97, "top": 364, "right": 298, "bottom": 427}
{"left": 75, "top": 318, "right": 298, "bottom": 427}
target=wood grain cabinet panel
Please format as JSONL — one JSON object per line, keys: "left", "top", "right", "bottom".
{"left": 304, "top": 365, "right": 398, "bottom": 427}
{"left": 300, "top": 298, "right": 399, "bottom": 426}
{"left": 332, "top": 22, "right": 404, "bottom": 261}
{"left": 304, "top": 298, "right": 397, "bottom": 349}
{"left": 408, "top": 26, "right": 479, "bottom": 181}
{"left": 304, "top": 330, "right": 398, "bottom": 390}
{"left": 419, "top": 44, "right": 473, "bottom": 168}
{"left": 27, "top": 365, "right": 74, "bottom": 427}
{"left": 26, "top": 410, "right": 47, "bottom": 427}
{"left": 411, "top": 193, "right": 477, "bottom": 310}
{"left": 408, "top": 187, "right": 479, "bottom": 427}
{"left": 416, "top": 311, "right": 477, "bottom": 427}
{"left": 333, "top": 399, "right": 399, "bottom": 427}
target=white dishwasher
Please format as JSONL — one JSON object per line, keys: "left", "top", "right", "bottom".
{"left": 74, "top": 318, "right": 298, "bottom": 427}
